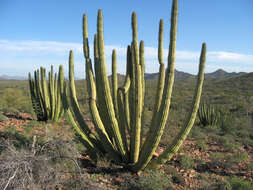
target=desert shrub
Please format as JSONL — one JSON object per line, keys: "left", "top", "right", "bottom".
{"left": 3, "top": 125, "right": 17, "bottom": 134}
{"left": 119, "top": 170, "right": 173, "bottom": 190}
{"left": 246, "top": 162, "right": 253, "bottom": 171}
{"left": 241, "top": 138, "right": 253, "bottom": 146}
{"left": 196, "top": 139, "right": 207, "bottom": 151}
{"left": 226, "top": 151, "right": 248, "bottom": 163}
{"left": 210, "top": 152, "right": 229, "bottom": 169}
{"left": 197, "top": 173, "right": 232, "bottom": 190}
{"left": 211, "top": 135, "right": 230, "bottom": 145}
{"left": 164, "top": 166, "right": 185, "bottom": 185}
{"left": 210, "top": 151, "right": 248, "bottom": 170}
{"left": 179, "top": 154, "right": 195, "bottom": 170}
{"left": 1, "top": 107, "right": 21, "bottom": 115}
{"left": 138, "top": 170, "right": 173, "bottom": 190}
{"left": 236, "top": 129, "right": 250, "bottom": 138}
{"left": 218, "top": 109, "right": 234, "bottom": 134}
{"left": 223, "top": 142, "right": 240, "bottom": 152}
{"left": 0, "top": 113, "right": 8, "bottom": 122}
{"left": 24, "top": 120, "right": 41, "bottom": 135}
{"left": 0, "top": 131, "right": 31, "bottom": 150}
{"left": 228, "top": 176, "right": 253, "bottom": 190}
{"left": 0, "top": 88, "right": 29, "bottom": 111}
{"left": 189, "top": 126, "right": 206, "bottom": 139}
{"left": 0, "top": 138, "right": 85, "bottom": 190}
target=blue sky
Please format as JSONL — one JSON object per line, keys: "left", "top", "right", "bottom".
{"left": 0, "top": 0, "right": 253, "bottom": 77}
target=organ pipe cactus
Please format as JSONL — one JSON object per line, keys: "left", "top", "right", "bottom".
{"left": 62, "top": 0, "right": 206, "bottom": 172}
{"left": 198, "top": 103, "right": 220, "bottom": 127}
{"left": 28, "top": 65, "right": 64, "bottom": 122}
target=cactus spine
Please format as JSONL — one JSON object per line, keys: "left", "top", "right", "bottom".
{"left": 62, "top": 0, "right": 206, "bottom": 172}
{"left": 28, "top": 65, "right": 64, "bottom": 122}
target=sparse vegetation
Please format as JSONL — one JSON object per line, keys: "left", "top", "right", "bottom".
{"left": 0, "top": 0, "right": 252, "bottom": 189}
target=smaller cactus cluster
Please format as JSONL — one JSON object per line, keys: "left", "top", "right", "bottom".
{"left": 198, "top": 103, "right": 220, "bottom": 127}
{"left": 28, "top": 65, "right": 64, "bottom": 122}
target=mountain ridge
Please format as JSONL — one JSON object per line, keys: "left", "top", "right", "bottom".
{"left": 0, "top": 69, "right": 248, "bottom": 81}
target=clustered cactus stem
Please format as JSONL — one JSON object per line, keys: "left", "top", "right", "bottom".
{"left": 60, "top": 0, "right": 206, "bottom": 172}
{"left": 198, "top": 103, "right": 220, "bottom": 127}
{"left": 28, "top": 65, "right": 64, "bottom": 122}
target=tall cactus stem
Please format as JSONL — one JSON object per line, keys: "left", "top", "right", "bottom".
{"left": 130, "top": 11, "right": 142, "bottom": 163}
{"left": 97, "top": 9, "right": 127, "bottom": 160}
{"left": 112, "top": 49, "right": 119, "bottom": 116}
{"left": 133, "top": 0, "right": 178, "bottom": 171}
{"left": 149, "top": 43, "right": 206, "bottom": 169}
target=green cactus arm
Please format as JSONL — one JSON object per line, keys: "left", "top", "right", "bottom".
{"left": 139, "top": 40, "right": 145, "bottom": 111}
{"left": 124, "top": 45, "right": 132, "bottom": 132}
{"left": 28, "top": 72, "right": 43, "bottom": 120}
{"left": 149, "top": 43, "right": 206, "bottom": 169}
{"left": 60, "top": 81, "right": 100, "bottom": 160}
{"left": 40, "top": 67, "right": 50, "bottom": 119}
{"left": 68, "top": 50, "right": 98, "bottom": 143}
{"left": 143, "top": 19, "right": 166, "bottom": 139}
{"left": 83, "top": 14, "right": 90, "bottom": 59}
{"left": 34, "top": 70, "right": 47, "bottom": 121}
{"left": 86, "top": 57, "right": 122, "bottom": 162}
{"left": 132, "top": 0, "right": 178, "bottom": 171}
{"left": 49, "top": 66, "right": 55, "bottom": 119}
{"left": 112, "top": 49, "right": 119, "bottom": 117}
{"left": 93, "top": 34, "right": 114, "bottom": 142}
{"left": 117, "top": 89, "right": 130, "bottom": 159}
{"left": 139, "top": 40, "right": 145, "bottom": 148}
{"left": 118, "top": 63, "right": 131, "bottom": 143}
{"left": 57, "top": 65, "right": 65, "bottom": 120}
{"left": 129, "top": 11, "right": 143, "bottom": 163}
{"left": 53, "top": 73, "right": 59, "bottom": 121}
{"left": 53, "top": 65, "right": 64, "bottom": 122}
{"left": 154, "top": 19, "right": 165, "bottom": 114}
{"left": 82, "top": 15, "right": 119, "bottom": 155}
{"left": 96, "top": 9, "right": 127, "bottom": 159}
{"left": 93, "top": 34, "right": 102, "bottom": 105}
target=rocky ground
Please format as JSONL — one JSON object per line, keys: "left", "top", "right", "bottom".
{"left": 0, "top": 112, "right": 252, "bottom": 190}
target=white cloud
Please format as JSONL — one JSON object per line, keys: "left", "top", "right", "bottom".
{"left": 0, "top": 39, "right": 253, "bottom": 77}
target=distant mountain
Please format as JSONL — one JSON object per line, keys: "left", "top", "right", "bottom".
{"left": 144, "top": 69, "right": 247, "bottom": 82}
{"left": 0, "top": 75, "right": 26, "bottom": 80}
{"left": 205, "top": 69, "right": 246, "bottom": 81}
{"left": 0, "top": 69, "right": 247, "bottom": 82}
{"left": 145, "top": 69, "right": 194, "bottom": 80}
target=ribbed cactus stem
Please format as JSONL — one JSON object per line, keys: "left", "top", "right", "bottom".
{"left": 112, "top": 49, "right": 118, "bottom": 116}
{"left": 53, "top": 73, "right": 58, "bottom": 120}
{"left": 129, "top": 11, "right": 143, "bottom": 163}
{"left": 34, "top": 69, "right": 46, "bottom": 120}
{"left": 83, "top": 13, "right": 90, "bottom": 59}
{"left": 149, "top": 43, "right": 206, "bottom": 169}
{"left": 60, "top": 81, "right": 100, "bottom": 160}
{"left": 124, "top": 45, "right": 132, "bottom": 131}
{"left": 40, "top": 67, "right": 50, "bottom": 119}
{"left": 151, "top": 19, "right": 165, "bottom": 122}
{"left": 97, "top": 9, "right": 127, "bottom": 159}
{"left": 49, "top": 65, "right": 55, "bottom": 119}
{"left": 139, "top": 40, "right": 145, "bottom": 111}
{"left": 68, "top": 50, "right": 95, "bottom": 138}
{"left": 158, "top": 19, "right": 164, "bottom": 64}
{"left": 133, "top": 0, "right": 178, "bottom": 171}
{"left": 86, "top": 57, "right": 122, "bottom": 162}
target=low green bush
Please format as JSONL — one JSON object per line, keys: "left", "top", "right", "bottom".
{"left": 138, "top": 170, "right": 173, "bottom": 190}
{"left": 228, "top": 176, "right": 253, "bottom": 190}
{"left": 196, "top": 139, "right": 207, "bottom": 151}
{"left": 179, "top": 154, "right": 195, "bottom": 170}
{"left": 0, "top": 113, "right": 8, "bottom": 122}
